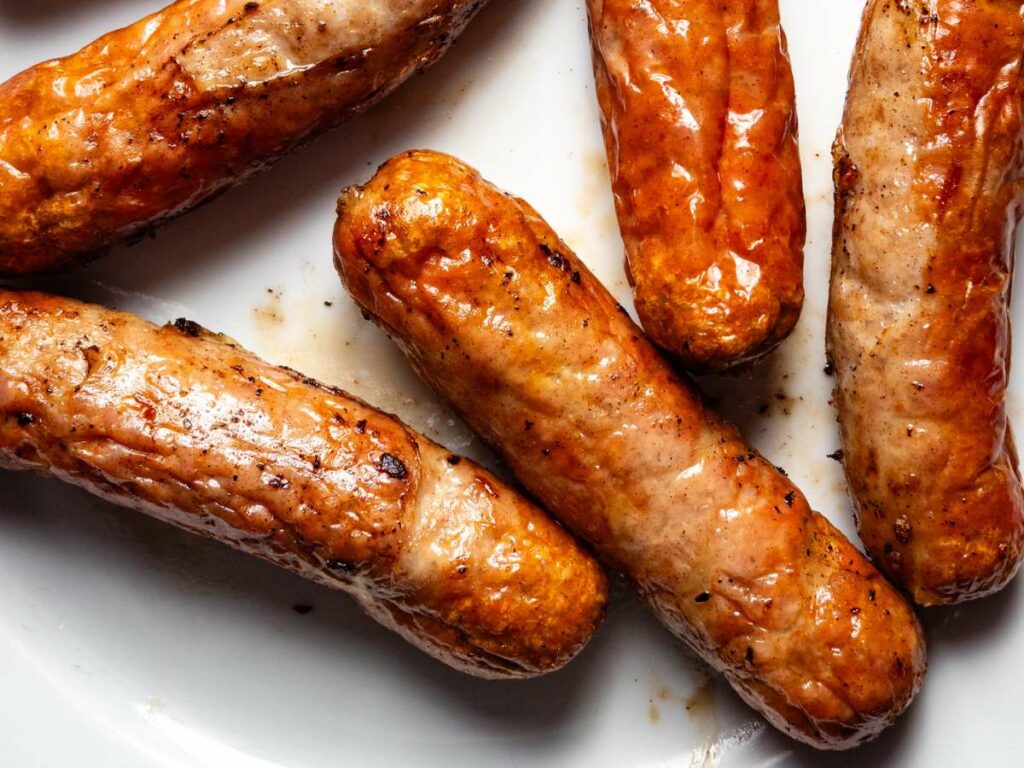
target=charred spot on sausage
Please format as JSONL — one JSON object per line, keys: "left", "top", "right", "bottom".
{"left": 173, "top": 318, "right": 202, "bottom": 337}
{"left": 378, "top": 453, "right": 408, "bottom": 479}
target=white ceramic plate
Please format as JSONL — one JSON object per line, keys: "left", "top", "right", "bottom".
{"left": 1, "top": 2, "right": 1021, "bottom": 766}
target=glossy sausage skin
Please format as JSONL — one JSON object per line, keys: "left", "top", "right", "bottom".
{"left": 334, "top": 151, "right": 925, "bottom": 749}
{"left": 587, "top": 0, "right": 806, "bottom": 371}
{"left": 0, "top": 290, "right": 606, "bottom": 678}
{"left": 828, "top": 0, "right": 1024, "bottom": 605}
{"left": 0, "top": 0, "right": 486, "bottom": 275}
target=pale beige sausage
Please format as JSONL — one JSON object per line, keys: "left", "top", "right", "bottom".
{"left": 829, "top": 0, "right": 1024, "bottom": 605}
{"left": 335, "top": 150, "right": 926, "bottom": 749}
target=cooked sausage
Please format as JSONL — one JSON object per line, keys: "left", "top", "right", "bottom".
{"left": 586, "top": 0, "right": 805, "bottom": 370}
{"left": 0, "top": 0, "right": 487, "bottom": 275}
{"left": 828, "top": 0, "right": 1024, "bottom": 605}
{"left": 334, "top": 150, "right": 925, "bottom": 749}
{"left": 0, "top": 290, "right": 606, "bottom": 678}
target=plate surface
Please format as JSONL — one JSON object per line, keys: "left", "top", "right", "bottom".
{"left": 1, "top": 2, "right": 1021, "bottom": 766}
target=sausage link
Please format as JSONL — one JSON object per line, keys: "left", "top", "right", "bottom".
{"left": 587, "top": 0, "right": 805, "bottom": 370}
{"left": 0, "top": 290, "right": 606, "bottom": 678}
{"left": 0, "top": 0, "right": 487, "bottom": 275}
{"left": 828, "top": 0, "right": 1024, "bottom": 605}
{"left": 334, "top": 150, "right": 925, "bottom": 749}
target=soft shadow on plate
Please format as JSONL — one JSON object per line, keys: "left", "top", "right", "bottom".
{"left": 0, "top": 470, "right": 606, "bottom": 738}
{"left": 754, "top": 695, "right": 921, "bottom": 768}
{"left": 0, "top": 0, "right": 118, "bottom": 23}
{"left": 921, "top": 576, "right": 1020, "bottom": 647}
{"left": 695, "top": 353, "right": 790, "bottom": 439}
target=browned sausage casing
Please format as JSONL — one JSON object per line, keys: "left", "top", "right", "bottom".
{"left": 587, "top": 0, "right": 806, "bottom": 371}
{"left": 334, "top": 151, "right": 925, "bottom": 749}
{"left": 0, "top": 290, "right": 606, "bottom": 678}
{"left": 0, "top": 0, "right": 487, "bottom": 275}
{"left": 828, "top": 0, "right": 1024, "bottom": 605}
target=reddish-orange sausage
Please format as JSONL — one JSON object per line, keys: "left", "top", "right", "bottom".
{"left": 0, "top": 0, "right": 487, "bottom": 275}
{"left": 587, "top": 0, "right": 805, "bottom": 370}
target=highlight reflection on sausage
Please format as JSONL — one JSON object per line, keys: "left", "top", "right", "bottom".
{"left": 334, "top": 150, "right": 925, "bottom": 749}
{"left": 0, "top": 0, "right": 487, "bottom": 275}
{"left": 0, "top": 290, "right": 606, "bottom": 678}
{"left": 828, "top": 0, "right": 1024, "bottom": 605}
{"left": 587, "top": 0, "right": 806, "bottom": 370}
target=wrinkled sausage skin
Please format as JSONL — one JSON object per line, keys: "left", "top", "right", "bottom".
{"left": 0, "top": 0, "right": 487, "bottom": 275}
{"left": 334, "top": 151, "right": 925, "bottom": 749}
{"left": 828, "top": 0, "right": 1024, "bottom": 605}
{"left": 587, "top": 0, "right": 806, "bottom": 371}
{"left": 0, "top": 291, "right": 607, "bottom": 678}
